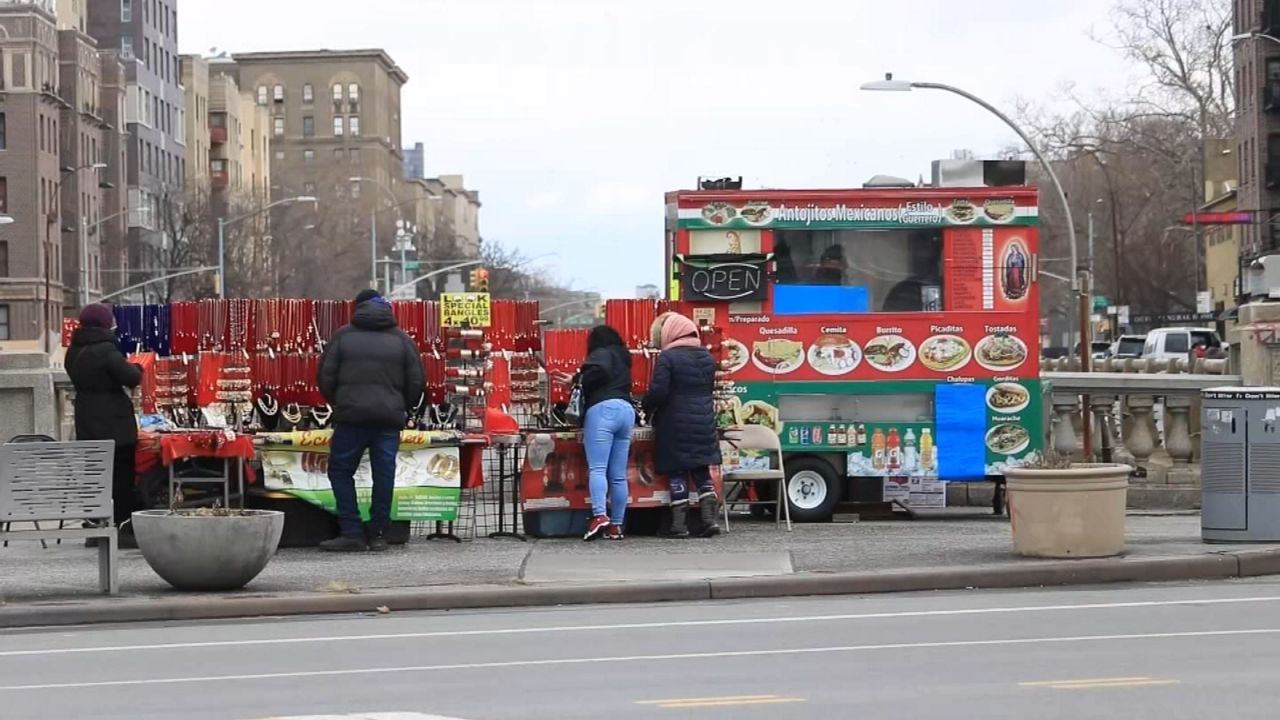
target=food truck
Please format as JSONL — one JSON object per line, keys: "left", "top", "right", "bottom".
{"left": 666, "top": 162, "right": 1043, "bottom": 521}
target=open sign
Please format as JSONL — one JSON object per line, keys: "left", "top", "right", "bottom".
{"left": 683, "top": 259, "right": 767, "bottom": 302}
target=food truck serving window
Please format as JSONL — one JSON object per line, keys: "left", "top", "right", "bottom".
{"left": 773, "top": 229, "right": 943, "bottom": 314}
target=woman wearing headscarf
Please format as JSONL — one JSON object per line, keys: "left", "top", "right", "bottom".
{"left": 644, "top": 312, "right": 722, "bottom": 538}
{"left": 66, "top": 303, "right": 143, "bottom": 532}
{"left": 575, "top": 324, "right": 635, "bottom": 541}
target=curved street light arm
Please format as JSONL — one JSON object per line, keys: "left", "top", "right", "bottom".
{"left": 911, "top": 81, "right": 1080, "bottom": 292}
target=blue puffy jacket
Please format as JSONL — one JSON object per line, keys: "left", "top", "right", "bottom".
{"left": 643, "top": 346, "right": 723, "bottom": 474}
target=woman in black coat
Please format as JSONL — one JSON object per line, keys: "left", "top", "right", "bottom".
{"left": 643, "top": 312, "right": 722, "bottom": 538}
{"left": 66, "top": 303, "right": 142, "bottom": 528}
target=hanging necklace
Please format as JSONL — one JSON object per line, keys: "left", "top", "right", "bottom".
{"left": 311, "top": 404, "right": 333, "bottom": 427}
{"left": 257, "top": 391, "right": 279, "bottom": 417}
{"left": 281, "top": 402, "right": 303, "bottom": 425}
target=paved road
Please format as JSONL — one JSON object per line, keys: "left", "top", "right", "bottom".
{"left": 4, "top": 578, "right": 1280, "bottom": 719}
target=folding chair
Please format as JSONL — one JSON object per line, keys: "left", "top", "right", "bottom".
{"left": 720, "top": 424, "right": 791, "bottom": 532}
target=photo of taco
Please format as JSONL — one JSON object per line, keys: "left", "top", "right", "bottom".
{"left": 736, "top": 400, "right": 782, "bottom": 432}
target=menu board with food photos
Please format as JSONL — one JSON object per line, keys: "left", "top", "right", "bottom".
{"left": 714, "top": 379, "right": 1045, "bottom": 478}
{"left": 719, "top": 314, "right": 1036, "bottom": 383}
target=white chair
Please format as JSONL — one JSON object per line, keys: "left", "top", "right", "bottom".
{"left": 720, "top": 424, "right": 791, "bottom": 532}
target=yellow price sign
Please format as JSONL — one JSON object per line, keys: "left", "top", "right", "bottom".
{"left": 440, "top": 292, "right": 492, "bottom": 328}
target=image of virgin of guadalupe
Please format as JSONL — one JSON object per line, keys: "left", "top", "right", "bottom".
{"left": 1003, "top": 241, "right": 1029, "bottom": 301}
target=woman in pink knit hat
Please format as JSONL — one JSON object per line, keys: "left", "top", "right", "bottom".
{"left": 643, "top": 312, "right": 722, "bottom": 537}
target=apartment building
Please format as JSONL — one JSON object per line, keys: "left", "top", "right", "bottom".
{"left": 182, "top": 55, "right": 270, "bottom": 204}
{"left": 87, "top": 0, "right": 185, "bottom": 302}
{"left": 404, "top": 140, "right": 424, "bottom": 180}
{"left": 417, "top": 174, "right": 481, "bottom": 257}
{"left": 0, "top": 1, "right": 65, "bottom": 346}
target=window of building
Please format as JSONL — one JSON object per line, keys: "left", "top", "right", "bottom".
{"left": 333, "top": 148, "right": 344, "bottom": 161}
{"left": 274, "top": 150, "right": 285, "bottom": 161}
{"left": 303, "top": 181, "right": 316, "bottom": 195}
{"left": 121, "top": 0, "right": 132, "bottom": 21}
{"left": 273, "top": 84, "right": 284, "bottom": 102}
{"left": 303, "top": 149, "right": 315, "bottom": 164}
{"left": 11, "top": 52, "right": 26, "bottom": 87}
{"left": 38, "top": 117, "right": 45, "bottom": 153}
{"left": 0, "top": 113, "right": 6, "bottom": 150}
{"left": 302, "top": 116, "right": 314, "bottom": 137}
{"left": 257, "top": 85, "right": 267, "bottom": 105}
{"left": 349, "top": 116, "right": 360, "bottom": 137}
{"left": 0, "top": 178, "right": 5, "bottom": 215}
{"left": 348, "top": 83, "right": 360, "bottom": 109}
{"left": 0, "top": 305, "right": 9, "bottom": 341}
{"left": 332, "top": 83, "right": 343, "bottom": 105}
{"left": 273, "top": 117, "right": 284, "bottom": 138}
{"left": 211, "top": 159, "right": 226, "bottom": 173}
{"left": 0, "top": 240, "right": 10, "bottom": 277}
{"left": 350, "top": 181, "right": 361, "bottom": 199}
{"left": 772, "top": 229, "right": 945, "bottom": 314}
{"left": 333, "top": 117, "right": 344, "bottom": 136}
{"left": 302, "top": 83, "right": 314, "bottom": 103}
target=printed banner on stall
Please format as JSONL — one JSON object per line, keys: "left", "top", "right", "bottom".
{"left": 440, "top": 292, "right": 492, "bottom": 328}
{"left": 258, "top": 431, "right": 462, "bottom": 521}
{"left": 676, "top": 193, "right": 1038, "bottom": 230}
{"left": 520, "top": 431, "right": 722, "bottom": 512}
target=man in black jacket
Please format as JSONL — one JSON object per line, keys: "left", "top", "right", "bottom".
{"left": 317, "top": 290, "right": 425, "bottom": 552}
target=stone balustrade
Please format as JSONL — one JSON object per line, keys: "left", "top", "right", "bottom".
{"left": 1042, "top": 370, "right": 1226, "bottom": 489}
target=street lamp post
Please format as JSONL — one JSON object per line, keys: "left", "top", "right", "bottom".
{"left": 217, "top": 196, "right": 316, "bottom": 298}
{"left": 350, "top": 176, "right": 404, "bottom": 293}
{"left": 861, "top": 74, "right": 1092, "bottom": 451}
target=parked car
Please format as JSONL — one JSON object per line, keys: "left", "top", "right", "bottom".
{"left": 1073, "top": 341, "right": 1113, "bottom": 360}
{"left": 1108, "top": 334, "right": 1147, "bottom": 360}
{"left": 1142, "top": 327, "right": 1226, "bottom": 361}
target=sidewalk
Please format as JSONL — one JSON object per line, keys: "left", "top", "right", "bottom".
{"left": 2, "top": 511, "right": 1278, "bottom": 627}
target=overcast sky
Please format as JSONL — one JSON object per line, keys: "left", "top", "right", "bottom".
{"left": 181, "top": 0, "right": 1132, "bottom": 298}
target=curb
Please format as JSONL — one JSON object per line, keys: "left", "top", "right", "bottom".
{"left": 2, "top": 549, "right": 1279, "bottom": 629}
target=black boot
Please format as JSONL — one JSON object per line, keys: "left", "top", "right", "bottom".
{"left": 663, "top": 503, "right": 690, "bottom": 538}
{"left": 698, "top": 491, "right": 721, "bottom": 538}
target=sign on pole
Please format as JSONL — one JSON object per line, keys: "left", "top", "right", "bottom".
{"left": 440, "top": 292, "right": 492, "bottom": 327}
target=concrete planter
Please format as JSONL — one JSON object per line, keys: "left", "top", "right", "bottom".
{"left": 131, "top": 509, "right": 285, "bottom": 591}
{"left": 1004, "top": 464, "right": 1130, "bottom": 559}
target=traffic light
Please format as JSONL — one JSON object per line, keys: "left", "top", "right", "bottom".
{"left": 470, "top": 268, "right": 490, "bottom": 293}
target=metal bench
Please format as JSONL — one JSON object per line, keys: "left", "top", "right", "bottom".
{"left": 0, "top": 440, "right": 119, "bottom": 594}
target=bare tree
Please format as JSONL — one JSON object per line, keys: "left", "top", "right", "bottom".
{"left": 1018, "top": 0, "right": 1233, "bottom": 318}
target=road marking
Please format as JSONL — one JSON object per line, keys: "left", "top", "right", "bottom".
{"left": 1022, "top": 677, "right": 1181, "bottom": 690}
{"left": 257, "top": 715, "right": 473, "bottom": 720}
{"left": 1, "top": 627, "right": 1275, "bottom": 692}
{"left": 5, "top": 594, "right": 1280, "bottom": 658}
{"left": 636, "top": 694, "right": 806, "bottom": 709}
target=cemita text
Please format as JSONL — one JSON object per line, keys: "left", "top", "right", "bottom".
{"left": 772, "top": 202, "right": 943, "bottom": 225}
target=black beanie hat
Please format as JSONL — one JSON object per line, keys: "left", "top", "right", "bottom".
{"left": 354, "top": 289, "right": 380, "bottom": 304}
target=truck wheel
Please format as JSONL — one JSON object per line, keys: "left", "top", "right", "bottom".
{"left": 785, "top": 457, "right": 842, "bottom": 522}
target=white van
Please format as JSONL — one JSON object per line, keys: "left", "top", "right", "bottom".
{"left": 1142, "top": 327, "right": 1225, "bottom": 360}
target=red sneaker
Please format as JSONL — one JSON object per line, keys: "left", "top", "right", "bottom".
{"left": 605, "top": 525, "right": 624, "bottom": 541}
{"left": 584, "top": 514, "right": 610, "bottom": 541}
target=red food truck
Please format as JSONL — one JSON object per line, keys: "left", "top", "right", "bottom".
{"left": 666, "top": 167, "right": 1043, "bottom": 521}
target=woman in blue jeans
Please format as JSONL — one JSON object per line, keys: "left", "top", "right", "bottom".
{"left": 574, "top": 325, "right": 635, "bottom": 541}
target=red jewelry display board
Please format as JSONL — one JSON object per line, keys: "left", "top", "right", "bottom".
{"left": 520, "top": 428, "right": 721, "bottom": 511}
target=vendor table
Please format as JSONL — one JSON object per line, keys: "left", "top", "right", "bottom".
{"left": 137, "top": 431, "right": 257, "bottom": 509}
{"left": 520, "top": 427, "right": 722, "bottom": 512}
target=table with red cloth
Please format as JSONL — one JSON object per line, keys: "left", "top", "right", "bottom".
{"left": 520, "top": 427, "right": 721, "bottom": 512}
{"left": 136, "top": 430, "right": 258, "bottom": 508}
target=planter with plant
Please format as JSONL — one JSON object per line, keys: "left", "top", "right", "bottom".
{"left": 1002, "top": 452, "right": 1131, "bottom": 559}
{"left": 132, "top": 491, "right": 285, "bottom": 591}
